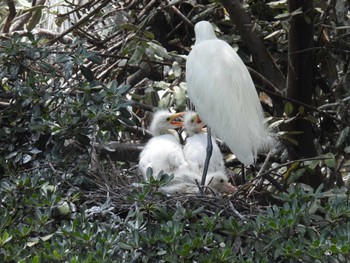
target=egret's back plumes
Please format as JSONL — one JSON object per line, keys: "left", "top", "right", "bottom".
{"left": 186, "top": 21, "right": 274, "bottom": 165}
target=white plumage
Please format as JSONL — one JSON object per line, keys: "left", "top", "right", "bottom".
{"left": 186, "top": 21, "right": 272, "bottom": 165}
{"left": 183, "top": 111, "right": 225, "bottom": 174}
{"left": 160, "top": 168, "right": 236, "bottom": 194}
{"left": 138, "top": 110, "right": 187, "bottom": 179}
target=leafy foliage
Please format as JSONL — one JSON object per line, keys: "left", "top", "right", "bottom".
{"left": 1, "top": 169, "right": 350, "bottom": 262}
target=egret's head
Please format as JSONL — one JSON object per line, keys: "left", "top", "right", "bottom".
{"left": 149, "top": 110, "right": 184, "bottom": 136}
{"left": 184, "top": 111, "right": 205, "bottom": 136}
{"left": 194, "top": 21, "right": 217, "bottom": 45}
{"left": 206, "top": 172, "right": 236, "bottom": 193}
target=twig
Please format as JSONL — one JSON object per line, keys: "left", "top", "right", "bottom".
{"left": 168, "top": 5, "right": 194, "bottom": 29}
{"left": 3, "top": 0, "right": 16, "bottom": 33}
{"left": 256, "top": 85, "right": 350, "bottom": 126}
{"left": 232, "top": 156, "right": 333, "bottom": 198}
{"left": 47, "top": 0, "right": 110, "bottom": 44}
{"left": 229, "top": 201, "right": 245, "bottom": 220}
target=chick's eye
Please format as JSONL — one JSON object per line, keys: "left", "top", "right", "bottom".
{"left": 166, "top": 117, "right": 170, "bottom": 121}
{"left": 220, "top": 179, "right": 224, "bottom": 183}
{"left": 191, "top": 119, "right": 194, "bottom": 123}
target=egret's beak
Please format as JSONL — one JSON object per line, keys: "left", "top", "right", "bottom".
{"left": 222, "top": 183, "right": 237, "bottom": 193}
{"left": 169, "top": 112, "right": 185, "bottom": 127}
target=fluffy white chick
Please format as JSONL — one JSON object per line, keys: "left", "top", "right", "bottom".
{"left": 160, "top": 169, "right": 236, "bottom": 194}
{"left": 183, "top": 111, "right": 225, "bottom": 174}
{"left": 138, "top": 110, "right": 187, "bottom": 179}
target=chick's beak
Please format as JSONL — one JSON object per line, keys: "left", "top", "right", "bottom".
{"left": 169, "top": 112, "right": 185, "bottom": 127}
{"left": 196, "top": 115, "right": 202, "bottom": 124}
{"left": 222, "top": 183, "right": 237, "bottom": 193}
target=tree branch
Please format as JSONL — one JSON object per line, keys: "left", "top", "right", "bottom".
{"left": 97, "top": 142, "right": 144, "bottom": 162}
{"left": 47, "top": 0, "right": 110, "bottom": 44}
{"left": 3, "top": 0, "right": 16, "bottom": 33}
{"left": 220, "top": 0, "right": 286, "bottom": 91}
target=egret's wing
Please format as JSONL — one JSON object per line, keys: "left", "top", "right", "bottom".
{"left": 186, "top": 39, "right": 270, "bottom": 165}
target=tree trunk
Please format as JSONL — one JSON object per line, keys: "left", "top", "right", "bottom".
{"left": 287, "top": 0, "right": 322, "bottom": 188}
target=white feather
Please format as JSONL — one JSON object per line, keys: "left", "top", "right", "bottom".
{"left": 186, "top": 21, "right": 273, "bottom": 165}
{"left": 160, "top": 168, "right": 235, "bottom": 194}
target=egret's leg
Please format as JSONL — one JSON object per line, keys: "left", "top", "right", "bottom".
{"left": 241, "top": 164, "right": 245, "bottom": 184}
{"left": 200, "top": 127, "right": 213, "bottom": 194}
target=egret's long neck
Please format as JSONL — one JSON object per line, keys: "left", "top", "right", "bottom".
{"left": 195, "top": 24, "right": 217, "bottom": 45}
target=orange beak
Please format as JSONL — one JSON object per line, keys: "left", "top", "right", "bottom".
{"left": 169, "top": 112, "right": 185, "bottom": 127}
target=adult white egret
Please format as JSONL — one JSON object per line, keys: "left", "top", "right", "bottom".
{"left": 160, "top": 168, "right": 236, "bottom": 194}
{"left": 186, "top": 21, "right": 272, "bottom": 166}
{"left": 138, "top": 110, "right": 187, "bottom": 179}
{"left": 183, "top": 111, "right": 225, "bottom": 174}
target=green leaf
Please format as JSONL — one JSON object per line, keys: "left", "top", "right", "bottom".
{"left": 330, "top": 244, "right": 338, "bottom": 253}
{"left": 146, "top": 42, "right": 168, "bottom": 60}
{"left": 26, "top": 9, "right": 42, "bottom": 31}
{"left": 157, "top": 250, "right": 167, "bottom": 255}
{"left": 172, "top": 61, "right": 182, "bottom": 77}
{"left": 80, "top": 65, "right": 94, "bottom": 82}
{"left": 284, "top": 102, "right": 293, "bottom": 116}
{"left": 173, "top": 84, "right": 186, "bottom": 111}
{"left": 304, "top": 115, "right": 318, "bottom": 124}
{"left": 158, "top": 93, "right": 172, "bottom": 109}
{"left": 119, "top": 23, "right": 139, "bottom": 31}
{"left": 143, "top": 30, "right": 155, "bottom": 39}
{"left": 117, "top": 83, "right": 131, "bottom": 96}
{"left": 120, "top": 108, "right": 132, "bottom": 118}
{"left": 118, "top": 241, "right": 133, "bottom": 250}
{"left": 76, "top": 133, "right": 91, "bottom": 145}
{"left": 335, "top": 126, "right": 349, "bottom": 149}
{"left": 87, "top": 53, "right": 103, "bottom": 64}
{"left": 274, "top": 12, "right": 290, "bottom": 20}
{"left": 129, "top": 46, "right": 145, "bottom": 66}
{"left": 322, "top": 153, "right": 335, "bottom": 168}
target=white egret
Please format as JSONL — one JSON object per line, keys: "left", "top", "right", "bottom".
{"left": 183, "top": 111, "right": 225, "bottom": 174}
{"left": 138, "top": 110, "right": 187, "bottom": 179}
{"left": 186, "top": 21, "right": 272, "bottom": 166}
{"left": 160, "top": 169, "right": 236, "bottom": 194}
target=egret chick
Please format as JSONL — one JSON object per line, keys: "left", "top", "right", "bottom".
{"left": 160, "top": 169, "right": 236, "bottom": 194}
{"left": 186, "top": 21, "right": 273, "bottom": 165}
{"left": 183, "top": 111, "right": 225, "bottom": 174}
{"left": 138, "top": 110, "right": 187, "bottom": 179}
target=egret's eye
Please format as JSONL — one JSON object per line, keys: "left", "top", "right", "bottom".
{"left": 191, "top": 119, "right": 194, "bottom": 123}
{"left": 166, "top": 117, "right": 170, "bottom": 121}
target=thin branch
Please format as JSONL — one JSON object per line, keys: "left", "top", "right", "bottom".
{"left": 220, "top": 0, "right": 286, "bottom": 91}
{"left": 47, "top": 0, "right": 110, "bottom": 44}
{"left": 3, "top": 0, "right": 16, "bottom": 33}
{"left": 256, "top": 85, "right": 350, "bottom": 126}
